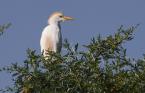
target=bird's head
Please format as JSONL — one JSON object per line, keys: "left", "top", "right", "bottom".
{"left": 48, "top": 12, "right": 73, "bottom": 24}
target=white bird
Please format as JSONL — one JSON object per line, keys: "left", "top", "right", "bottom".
{"left": 40, "top": 12, "right": 73, "bottom": 57}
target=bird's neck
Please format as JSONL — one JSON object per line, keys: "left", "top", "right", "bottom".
{"left": 49, "top": 21, "right": 61, "bottom": 30}
{"left": 49, "top": 21, "right": 59, "bottom": 25}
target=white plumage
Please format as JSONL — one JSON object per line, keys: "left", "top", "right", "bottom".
{"left": 40, "top": 12, "right": 73, "bottom": 57}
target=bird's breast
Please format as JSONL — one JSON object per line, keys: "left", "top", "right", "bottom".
{"left": 42, "top": 25, "right": 62, "bottom": 52}
{"left": 48, "top": 25, "right": 62, "bottom": 45}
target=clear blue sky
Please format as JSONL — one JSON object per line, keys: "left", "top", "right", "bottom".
{"left": 0, "top": 0, "right": 145, "bottom": 89}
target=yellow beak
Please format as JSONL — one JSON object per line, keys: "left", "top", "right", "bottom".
{"left": 63, "top": 16, "right": 73, "bottom": 20}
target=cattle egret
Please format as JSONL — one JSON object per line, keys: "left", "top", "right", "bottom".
{"left": 40, "top": 12, "right": 73, "bottom": 57}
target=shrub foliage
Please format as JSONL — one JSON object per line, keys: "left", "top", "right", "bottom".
{"left": 1, "top": 25, "right": 145, "bottom": 93}
{"left": 0, "top": 23, "right": 11, "bottom": 36}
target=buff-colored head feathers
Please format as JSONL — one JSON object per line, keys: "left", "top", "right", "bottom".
{"left": 48, "top": 12, "right": 73, "bottom": 24}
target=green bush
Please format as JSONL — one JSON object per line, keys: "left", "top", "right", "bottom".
{"left": 0, "top": 23, "right": 11, "bottom": 36}
{"left": 1, "top": 25, "right": 145, "bottom": 93}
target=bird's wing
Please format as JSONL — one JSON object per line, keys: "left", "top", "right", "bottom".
{"left": 40, "top": 32, "right": 54, "bottom": 55}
